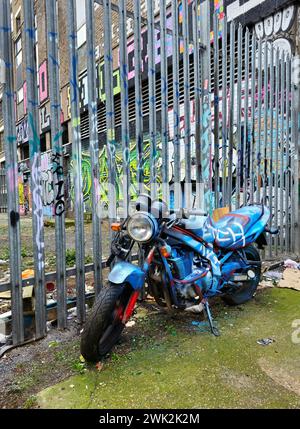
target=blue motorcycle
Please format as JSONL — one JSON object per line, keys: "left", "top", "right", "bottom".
{"left": 81, "top": 194, "right": 277, "bottom": 362}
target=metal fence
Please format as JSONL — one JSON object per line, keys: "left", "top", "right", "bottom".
{"left": 0, "top": 0, "right": 299, "bottom": 345}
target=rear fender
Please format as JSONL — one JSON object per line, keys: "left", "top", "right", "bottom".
{"left": 108, "top": 261, "right": 145, "bottom": 290}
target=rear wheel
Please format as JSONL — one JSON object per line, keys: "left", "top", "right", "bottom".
{"left": 80, "top": 283, "right": 137, "bottom": 362}
{"left": 222, "top": 245, "right": 261, "bottom": 306}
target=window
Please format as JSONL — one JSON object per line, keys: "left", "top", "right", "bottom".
{"left": 16, "top": 14, "right": 21, "bottom": 33}
{"left": 0, "top": 132, "right": 4, "bottom": 154}
{"left": 15, "top": 36, "right": 22, "bottom": 67}
{"left": 17, "top": 87, "right": 24, "bottom": 103}
{"left": 76, "top": 0, "right": 86, "bottom": 48}
{"left": 40, "top": 134, "right": 46, "bottom": 153}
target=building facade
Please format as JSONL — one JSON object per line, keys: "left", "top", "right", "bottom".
{"left": 0, "top": 0, "right": 298, "bottom": 216}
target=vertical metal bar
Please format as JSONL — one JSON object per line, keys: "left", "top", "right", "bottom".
{"left": 256, "top": 37, "right": 262, "bottom": 203}
{"left": 23, "top": 0, "right": 46, "bottom": 338}
{"left": 243, "top": 28, "right": 249, "bottom": 207}
{"left": 134, "top": 0, "right": 143, "bottom": 195}
{"left": 200, "top": 0, "right": 212, "bottom": 213}
{"left": 236, "top": 23, "right": 242, "bottom": 209}
{"left": 0, "top": 0, "right": 24, "bottom": 344}
{"left": 86, "top": 0, "right": 102, "bottom": 296}
{"left": 213, "top": 12, "right": 220, "bottom": 209}
{"left": 285, "top": 56, "right": 291, "bottom": 253}
{"left": 250, "top": 32, "right": 256, "bottom": 204}
{"left": 46, "top": 0, "right": 67, "bottom": 326}
{"left": 263, "top": 40, "right": 268, "bottom": 206}
{"left": 221, "top": 15, "right": 227, "bottom": 207}
{"left": 182, "top": 0, "right": 191, "bottom": 209}
{"left": 172, "top": 0, "right": 181, "bottom": 212}
{"left": 104, "top": 0, "right": 117, "bottom": 223}
{"left": 291, "top": 55, "right": 300, "bottom": 255}
{"left": 274, "top": 48, "right": 280, "bottom": 255}
{"left": 268, "top": 43, "right": 274, "bottom": 258}
{"left": 67, "top": 0, "right": 85, "bottom": 322}
{"left": 160, "top": 0, "right": 169, "bottom": 204}
{"left": 193, "top": 0, "right": 201, "bottom": 209}
{"left": 119, "top": 0, "right": 130, "bottom": 217}
{"left": 279, "top": 54, "right": 285, "bottom": 252}
{"left": 147, "top": 0, "right": 157, "bottom": 200}
{"left": 228, "top": 20, "right": 235, "bottom": 210}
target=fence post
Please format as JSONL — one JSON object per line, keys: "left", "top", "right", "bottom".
{"left": 291, "top": 55, "right": 300, "bottom": 255}
{"left": 67, "top": 0, "right": 86, "bottom": 323}
{"left": 160, "top": 0, "right": 169, "bottom": 205}
{"left": 23, "top": 0, "right": 46, "bottom": 339}
{"left": 0, "top": 0, "right": 24, "bottom": 345}
{"left": 46, "top": 0, "right": 67, "bottom": 328}
{"left": 182, "top": 0, "right": 192, "bottom": 209}
{"left": 172, "top": 0, "right": 181, "bottom": 212}
{"left": 119, "top": 0, "right": 130, "bottom": 217}
{"left": 193, "top": 0, "right": 202, "bottom": 209}
{"left": 228, "top": 20, "right": 235, "bottom": 210}
{"left": 103, "top": 0, "right": 117, "bottom": 224}
{"left": 200, "top": 0, "right": 212, "bottom": 213}
{"left": 134, "top": 0, "right": 144, "bottom": 195}
{"left": 85, "top": 0, "right": 103, "bottom": 296}
{"left": 213, "top": 12, "right": 220, "bottom": 209}
{"left": 147, "top": 0, "right": 157, "bottom": 200}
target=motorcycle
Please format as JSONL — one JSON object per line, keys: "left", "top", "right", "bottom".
{"left": 80, "top": 194, "right": 277, "bottom": 362}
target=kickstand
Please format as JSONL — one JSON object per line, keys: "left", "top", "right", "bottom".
{"left": 202, "top": 299, "right": 220, "bottom": 337}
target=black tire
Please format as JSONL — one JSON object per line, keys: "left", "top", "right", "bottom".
{"left": 80, "top": 282, "right": 128, "bottom": 362}
{"left": 222, "top": 245, "right": 261, "bottom": 306}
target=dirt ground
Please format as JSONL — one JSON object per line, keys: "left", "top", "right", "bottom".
{"left": 0, "top": 285, "right": 299, "bottom": 409}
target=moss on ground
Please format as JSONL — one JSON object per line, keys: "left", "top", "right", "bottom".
{"left": 37, "top": 288, "right": 300, "bottom": 409}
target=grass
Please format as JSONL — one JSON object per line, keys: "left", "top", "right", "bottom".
{"left": 36, "top": 287, "right": 300, "bottom": 409}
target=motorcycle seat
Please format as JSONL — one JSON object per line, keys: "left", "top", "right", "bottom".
{"left": 212, "top": 206, "right": 263, "bottom": 248}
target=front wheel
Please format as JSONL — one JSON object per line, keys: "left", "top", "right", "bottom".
{"left": 222, "top": 245, "right": 261, "bottom": 306}
{"left": 80, "top": 283, "right": 138, "bottom": 362}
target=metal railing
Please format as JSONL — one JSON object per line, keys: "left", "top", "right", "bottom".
{"left": 0, "top": 0, "right": 299, "bottom": 346}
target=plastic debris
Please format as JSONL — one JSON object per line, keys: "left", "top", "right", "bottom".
{"left": 257, "top": 338, "right": 275, "bottom": 346}
{"left": 125, "top": 320, "right": 136, "bottom": 328}
{"left": 284, "top": 259, "right": 300, "bottom": 270}
{"left": 263, "top": 271, "right": 283, "bottom": 280}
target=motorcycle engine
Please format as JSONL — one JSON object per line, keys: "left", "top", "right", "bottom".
{"left": 169, "top": 250, "right": 212, "bottom": 304}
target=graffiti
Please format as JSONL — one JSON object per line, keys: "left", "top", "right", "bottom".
{"left": 31, "top": 151, "right": 45, "bottom": 271}
{"left": 70, "top": 137, "right": 164, "bottom": 211}
{"left": 40, "top": 152, "right": 54, "bottom": 216}
{"left": 40, "top": 105, "right": 51, "bottom": 132}
{"left": 255, "top": 5, "right": 296, "bottom": 40}
{"left": 16, "top": 118, "right": 29, "bottom": 144}
{"left": 225, "top": 0, "right": 289, "bottom": 23}
{"left": 51, "top": 150, "right": 65, "bottom": 216}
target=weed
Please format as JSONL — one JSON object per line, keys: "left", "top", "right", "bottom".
{"left": 23, "top": 395, "right": 38, "bottom": 409}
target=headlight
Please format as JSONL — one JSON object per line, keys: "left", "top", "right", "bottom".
{"left": 127, "top": 212, "right": 157, "bottom": 243}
